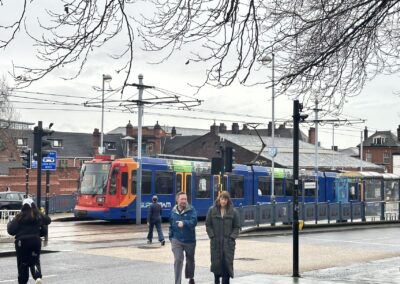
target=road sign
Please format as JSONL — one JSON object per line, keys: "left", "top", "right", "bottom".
{"left": 31, "top": 151, "right": 57, "bottom": 171}
{"left": 268, "top": 147, "right": 278, "bottom": 157}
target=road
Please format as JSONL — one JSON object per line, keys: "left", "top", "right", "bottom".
{"left": 0, "top": 220, "right": 399, "bottom": 283}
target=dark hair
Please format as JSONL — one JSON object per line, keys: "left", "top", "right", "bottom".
{"left": 15, "top": 203, "right": 41, "bottom": 223}
{"left": 215, "top": 191, "right": 232, "bottom": 209}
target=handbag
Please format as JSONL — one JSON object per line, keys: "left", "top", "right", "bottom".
{"left": 39, "top": 224, "right": 48, "bottom": 237}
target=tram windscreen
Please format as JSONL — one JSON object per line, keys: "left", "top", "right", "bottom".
{"left": 80, "top": 163, "right": 111, "bottom": 195}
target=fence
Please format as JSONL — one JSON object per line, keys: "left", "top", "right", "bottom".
{"left": 0, "top": 194, "right": 76, "bottom": 239}
{"left": 238, "top": 201, "right": 400, "bottom": 228}
{"left": 0, "top": 210, "right": 20, "bottom": 238}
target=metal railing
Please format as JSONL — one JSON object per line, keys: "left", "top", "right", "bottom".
{"left": 238, "top": 201, "right": 400, "bottom": 229}
{"left": 0, "top": 210, "right": 20, "bottom": 239}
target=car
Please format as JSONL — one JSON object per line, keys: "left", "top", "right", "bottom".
{"left": 0, "top": 191, "right": 26, "bottom": 210}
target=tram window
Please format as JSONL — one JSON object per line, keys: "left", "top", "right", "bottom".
{"left": 176, "top": 174, "right": 182, "bottom": 193}
{"left": 155, "top": 171, "right": 173, "bottom": 194}
{"left": 365, "top": 179, "right": 381, "bottom": 200}
{"left": 131, "top": 170, "right": 152, "bottom": 195}
{"left": 196, "top": 174, "right": 211, "bottom": 198}
{"left": 274, "top": 179, "right": 284, "bottom": 196}
{"left": 109, "top": 169, "right": 117, "bottom": 195}
{"left": 285, "top": 180, "right": 294, "bottom": 196}
{"left": 258, "top": 176, "right": 270, "bottom": 196}
{"left": 121, "top": 172, "right": 128, "bottom": 195}
{"left": 213, "top": 176, "right": 219, "bottom": 197}
{"left": 349, "top": 182, "right": 357, "bottom": 200}
{"left": 230, "top": 175, "right": 244, "bottom": 198}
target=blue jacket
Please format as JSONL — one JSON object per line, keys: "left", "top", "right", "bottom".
{"left": 169, "top": 204, "right": 197, "bottom": 243}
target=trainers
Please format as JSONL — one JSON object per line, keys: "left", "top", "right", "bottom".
{"left": 161, "top": 240, "right": 165, "bottom": 246}
{"left": 35, "top": 278, "right": 43, "bottom": 284}
{"left": 147, "top": 240, "right": 152, "bottom": 244}
{"left": 189, "top": 279, "right": 195, "bottom": 284}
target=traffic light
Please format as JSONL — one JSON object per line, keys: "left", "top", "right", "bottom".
{"left": 224, "top": 146, "right": 235, "bottom": 172}
{"left": 33, "top": 124, "right": 54, "bottom": 161}
{"left": 20, "top": 148, "right": 31, "bottom": 169}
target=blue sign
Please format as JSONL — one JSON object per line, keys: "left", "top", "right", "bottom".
{"left": 31, "top": 151, "right": 57, "bottom": 171}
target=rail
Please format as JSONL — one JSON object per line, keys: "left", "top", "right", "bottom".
{"left": 238, "top": 201, "right": 400, "bottom": 229}
{"left": 0, "top": 210, "right": 20, "bottom": 239}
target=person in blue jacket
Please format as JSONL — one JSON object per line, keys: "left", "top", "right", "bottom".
{"left": 169, "top": 191, "right": 197, "bottom": 284}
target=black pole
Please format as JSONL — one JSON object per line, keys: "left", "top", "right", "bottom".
{"left": 45, "top": 170, "right": 50, "bottom": 215}
{"left": 292, "top": 100, "right": 300, "bottom": 278}
{"left": 35, "top": 121, "right": 43, "bottom": 208}
{"left": 25, "top": 168, "right": 29, "bottom": 197}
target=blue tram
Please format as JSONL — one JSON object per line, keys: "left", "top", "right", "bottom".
{"left": 74, "top": 155, "right": 399, "bottom": 221}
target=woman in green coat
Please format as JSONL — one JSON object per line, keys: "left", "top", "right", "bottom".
{"left": 205, "top": 191, "right": 240, "bottom": 284}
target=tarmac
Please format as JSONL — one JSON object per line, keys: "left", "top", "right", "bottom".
{"left": 1, "top": 214, "right": 400, "bottom": 283}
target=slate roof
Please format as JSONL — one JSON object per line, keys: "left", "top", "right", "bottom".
{"left": 362, "top": 131, "right": 400, "bottom": 147}
{"left": 339, "top": 147, "right": 359, "bottom": 157}
{"left": 162, "top": 136, "right": 201, "bottom": 154}
{"left": 218, "top": 133, "right": 382, "bottom": 170}
{"left": 7, "top": 129, "right": 124, "bottom": 158}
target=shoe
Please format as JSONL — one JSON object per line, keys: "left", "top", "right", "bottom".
{"left": 147, "top": 240, "right": 152, "bottom": 244}
{"left": 35, "top": 278, "right": 43, "bottom": 284}
{"left": 161, "top": 240, "right": 165, "bottom": 246}
{"left": 189, "top": 279, "right": 195, "bottom": 284}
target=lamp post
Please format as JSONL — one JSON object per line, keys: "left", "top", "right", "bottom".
{"left": 261, "top": 52, "right": 276, "bottom": 201}
{"left": 100, "top": 74, "right": 112, "bottom": 154}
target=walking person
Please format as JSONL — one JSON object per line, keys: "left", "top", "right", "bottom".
{"left": 147, "top": 195, "right": 165, "bottom": 245}
{"left": 169, "top": 191, "right": 197, "bottom": 284}
{"left": 7, "top": 198, "right": 51, "bottom": 284}
{"left": 205, "top": 191, "right": 240, "bottom": 284}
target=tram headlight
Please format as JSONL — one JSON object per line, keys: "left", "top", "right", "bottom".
{"left": 96, "top": 196, "right": 105, "bottom": 204}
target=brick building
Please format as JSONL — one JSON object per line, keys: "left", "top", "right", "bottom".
{"left": 360, "top": 125, "right": 400, "bottom": 173}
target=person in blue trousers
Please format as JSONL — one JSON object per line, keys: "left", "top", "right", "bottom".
{"left": 147, "top": 195, "right": 165, "bottom": 245}
{"left": 169, "top": 191, "right": 197, "bottom": 284}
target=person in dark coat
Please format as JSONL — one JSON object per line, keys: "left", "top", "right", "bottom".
{"left": 7, "top": 198, "right": 51, "bottom": 284}
{"left": 205, "top": 191, "right": 240, "bottom": 284}
{"left": 147, "top": 195, "right": 165, "bottom": 245}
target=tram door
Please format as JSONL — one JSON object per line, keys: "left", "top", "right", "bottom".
{"left": 185, "top": 174, "right": 193, "bottom": 204}
{"left": 175, "top": 173, "right": 193, "bottom": 204}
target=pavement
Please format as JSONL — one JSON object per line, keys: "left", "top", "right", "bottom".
{"left": 1, "top": 214, "right": 400, "bottom": 283}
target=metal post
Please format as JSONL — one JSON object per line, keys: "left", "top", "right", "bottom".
{"left": 25, "top": 168, "right": 29, "bottom": 197}
{"left": 100, "top": 75, "right": 105, "bottom": 154}
{"left": 45, "top": 170, "right": 50, "bottom": 215}
{"left": 292, "top": 100, "right": 300, "bottom": 278}
{"left": 331, "top": 124, "right": 335, "bottom": 170}
{"left": 35, "top": 121, "right": 43, "bottom": 208}
{"left": 360, "top": 131, "right": 363, "bottom": 172}
{"left": 314, "top": 99, "right": 319, "bottom": 203}
{"left": 271, "top": 52, "right": 275, "bottom": 202}
{"left": 136, "top": 74, "right": 144, "bottom": 225}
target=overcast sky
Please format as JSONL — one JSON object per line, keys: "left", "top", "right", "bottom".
{"left": 1, "top": 1, "right": 399, "bottom": 150}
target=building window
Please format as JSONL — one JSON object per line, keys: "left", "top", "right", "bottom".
{"left": 373, "top": 136, "right": 386, "bottom": 145}
{"left": 59, "top": 159, "right": 68, "bottom": 168}
{"left": 16, "top": 138, "right": 27, "bottom": 147}
{"left": 366, "top": 152, "right": 372, "bottom": 162}
{"left": 52, "top": 139, "right": 63, "bottom": 147}
{"left": 383, "top": 152, "right": 390, "bottom": 164}
{"left": 105, "top": 142, "right": 116, "bottom": 150}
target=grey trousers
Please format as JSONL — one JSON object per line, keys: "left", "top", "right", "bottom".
{"left": 171, "top": 238, "right": 196, "bottom": 284}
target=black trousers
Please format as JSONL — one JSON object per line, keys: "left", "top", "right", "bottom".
{"left": 15, "top": 237, "right": 42, "bottom": 284}
{"left": 214, "top": 254, "right": 230, "bottom": 284}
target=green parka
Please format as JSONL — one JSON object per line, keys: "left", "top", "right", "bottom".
{"left": 205, "top": 205, "right": 240, "bottom": 278}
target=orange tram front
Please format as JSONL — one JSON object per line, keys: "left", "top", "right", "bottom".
{"left": 74, "top": 155, "right": 139, "bottom": 220}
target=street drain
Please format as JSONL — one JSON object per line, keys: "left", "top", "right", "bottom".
{"left": 236, "top": 257, "right": 259, "bottom": 261}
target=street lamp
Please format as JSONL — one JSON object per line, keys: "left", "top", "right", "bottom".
{"left": 100, "top": 74, "right": 112, "bottom": 154}
{"left": 261, "top": 52, "right": 276, "bottom": 202}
